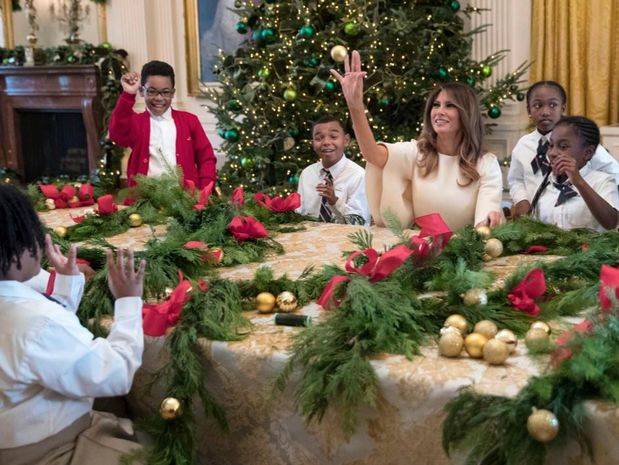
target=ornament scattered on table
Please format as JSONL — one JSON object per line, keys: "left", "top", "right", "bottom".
{"left": 482, "top": 338, "right": 510, "bottom": 365}
{"left": 128, "top": 213, "right": 143, "bottom": 227}
{"left": 330, "top": 45, "right": 348, "bottom": 62}
{"left": 45, "top": 198, "right": 56, "bottom": 210}
{"left": 475, "top": 225, "right": 491, "bottom": 237}
{"left": 439, "top": 331, "right": 464, "bottom": 357}
{"left": 159, "top": 397, "right": 182, "bottom": 420}
{"left": 474, "top": 320, "right": 498, "bottom": 339}
{"left": 524, "top": 327, "right": 550, "bottom": 352}
{"left": 53, "top": 226, "right": 67, "bottom": 238}
{"left": 462, "top": 288, "right": 488, "bottom": 306}
{"left": 440, "top": 325, "right": 462, "bottom": 336}
{"left": 276, "top": 291, "right": 298, "bottom": 312}
{"left": 443, "top": 314, "right": 469, "bottom": 334}
{"left": 484, "top": 238, "right": 503, "bottom": 258}
{"left": 495, "top": 329, "right": 518, "bottom": 354}
{"left": 256, "top": 292, "right": 276, "bottom": 313}
{"left": 530, "top": 321, "right": 551, "bottom": 335}
{"left": 527, "top": 408, "right": 559, "bottom": 443}
{"left": 464, "top": 333, "right": 488, "bottom": 358}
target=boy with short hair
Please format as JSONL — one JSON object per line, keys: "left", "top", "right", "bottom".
{"left": 109, "top": 60, "right": 217, "bottom": 188}
{"left": 296, "top": 115, "right": 370, "bottom": 225}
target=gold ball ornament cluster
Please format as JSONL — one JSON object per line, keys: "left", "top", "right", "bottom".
{"left": 276, "top": 291, "right": 298, "bottom": 312}
{"left": 474, "top": 320, "right": 498, "bottom": 339}
{"left": 495, "top": 329, "right": 518, "bottom": 353}
{"left": 462, "top": 288, "right": 488, "bottom": 306}
{"left": 482, "top": 338, "right": 510, "bottom": 365}
{"left": 256, "top": 292, "right": 276, "bottom": 313}
{"left": 443, "top": 314, "right": 469, "bottom": 334}
{"left": 525, "top": 327, "right": 551, "bottom": 352}
{"left": 475, "top": 225, "right": 491, "bottom": 237}
{"left": 484, "top": 238, "right": 503, "bottom": 258}
{"left": 527, "top": 408, "right": 559, "bottom": 443}
{"left": 159, "top": 397, "right": 182, "bottom": 420}
{"left": 530, "top": 321, "right": 551, "bottom": 335}
{"left": 464, "top": 333, "right": 488, "bottom": 358}
{"left": 53, "top": 226, "right": 67, "bottom": 238}
{"left": 330, "top": 45, "right": 348, "bottom": 62}
{"left": 45, "top": 198, "right": 56, "bottom": 210}
{"left": 128, "top": 213, "right": 143, "bottom": 227}
{"left": 439, "top": 331, "right": 464, "bottom": 357}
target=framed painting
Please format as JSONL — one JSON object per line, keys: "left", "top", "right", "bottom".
{"left": 184, "top": 0, "right": 245, "bottom": 95}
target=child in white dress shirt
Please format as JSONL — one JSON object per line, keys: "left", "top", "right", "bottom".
{"left": 508, "top": 81, "right": 619, "bottom": 217}
{"left": 0, "top": 184, "right": 146, "bottom": 465}
{"left": 533, "top": 116, "right": 618, "bottom": 231}
{"left": 296, "top": 115, "right": 370, "bottom": 225}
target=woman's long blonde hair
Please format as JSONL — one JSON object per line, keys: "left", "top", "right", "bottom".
{"left": 416, "top": 82, "right": 484, "bottom": 186}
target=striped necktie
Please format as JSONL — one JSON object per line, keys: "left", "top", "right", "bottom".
{"left": 553, "top": 181, "right": 578, "bottom": 206}
{"left": 319, "top": 169, "right": 333, "bottom": 222}
{"left": 531, "top": 137, "right": 550, "bottom": 175}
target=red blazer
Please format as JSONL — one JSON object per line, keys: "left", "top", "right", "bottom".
{"left": 109, "top": 92, "right": 217, "bottom": 188}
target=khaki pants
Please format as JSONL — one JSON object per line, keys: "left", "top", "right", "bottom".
{"left": 0, "top": 411, "right": 142, "bottom": 465}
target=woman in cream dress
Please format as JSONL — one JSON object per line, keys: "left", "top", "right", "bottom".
{"left": 331, "top": 51, "right": 504, "bottom": 230}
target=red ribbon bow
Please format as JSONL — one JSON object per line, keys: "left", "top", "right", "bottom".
{"left": 598, "top": 264, "right": 619, "bottom": 312}
{"left": 507, "top": 268, "right": 546, "bottom": 317}
{"left": 253, "top": 192, "right": 301, "bottom": 212}
{"left": 228, "top": 215, "right": 268, "bottom": 241}
{"left": 142, "top": 273, "right": 194, "bottom": 337}
{"left": 183, "top": 240, "right": 222, "bottom": 264}
{"left": 525, "top": 245, "right": 548, "bottom": 254}
{"left": 40, "top": 183, "right": 95, "bottom": 209}
{"left": 410, "top": 213, "right": 453, "bottom": 259}
{"left": 96, "top": 194, "right": 118, "bottom": 215}
{"left": 193, "top": 181, "right": 214, "bottom": 211}
{"left": 231, "top": 186, "right": 245, "bottom": 206}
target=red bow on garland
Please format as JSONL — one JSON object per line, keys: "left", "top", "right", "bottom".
{"left": 95, "top": 194, "right": 118, "bottom": 216}
{"left": 228, "top": 215, "right": 268, "bottom": 241}
{"left": 598, "top": 264, "right": 619, "bottom": 312}
{"left": 525, "top": 245, "right": 548, "bottom": 254}
{"left": 183, "top": 241, "right": 223, "bottom": 264}
{"left": 253, "top": 192, "right": 301, "bottom": 212}
{"left": 231, "top": 186, "right": 245, "bottom": 206}
{"left": 142, "top": 272, "right": 194, "bottom": 337}
{"left": 507, "top": 268, "right": 546, "bottom": 317}
{"left": 193, "top": 181, "right": 215, "bottom": 211}
{"left": 40, "top": 183, "right": 95, "bottom": 209}
{"left": 411, "top": 213, "right": 453, "bottom": 259}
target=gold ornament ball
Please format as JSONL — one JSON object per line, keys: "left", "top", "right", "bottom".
{"left": 464, "top": 333, "right": 488, "bottom": 358}
{"left": 484, "top": 238, "right": 503, "bottom": 258}
{"left": 444, "top": 314, "right": 469, "bottom": 334}
{"left": 476, "top": 225, "right": 491, "bottom": 237}
{"left": 128, "top": 213, "right": 143, "bottom": 227}
{"left": 330, "top": 45, "right": 348, "bottom": 62}
{"left": 474, "top": 320, "right": 498, "bottom": 339}
{"left": 45, "top": 198, "right": 56, "bottom": 210}
{"left": 462, "top": 288, "right": 488, "bottom": 306}
{"left": 527, "top": 408, "right": 559, "bottom": 443}
{"left": 495, "top": 329, "right": 518, "bottom": 354}
{"left": 276, "top": 291, "right": 298, "bottom": 312}
{"left": 482, "top": 253, "right": 493, "bottom": 262}
{"left": 159, "top": 397, "right": 182, "bottom": 420}
{"left": 54, "top": 226, "right": 67, "bottom": 238}
{"left": 482, "top": 338, "right": 510, "bottom": 365}
{"left": 440, "top": 325, "right": 462, "bottom": 336}
{"left": 439, "top": 331, "right": 464, "bottom": 358}
{"left": 256, "top": 292, "right": 276, "bottom": 313}
{"left": 530, "top": 321, "right": 551, "bottom": 335}
{"left": 525, "top": 328, "right": 550, "bottom": 352}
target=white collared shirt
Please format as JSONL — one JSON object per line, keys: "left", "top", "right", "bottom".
{"left": 296, "top": 155, "right": 370, "bottom": 225}
{"left": 508, "top": 129, "right": 619, "bottom": 204}
{"left": 0, "top": 271, "right": 143, "bottom": 448}
{"left": 535, "top": 163, "right": 619, "bottom": 232}
{"left": 148, "top": 107, "right": 177, "bottom": 177}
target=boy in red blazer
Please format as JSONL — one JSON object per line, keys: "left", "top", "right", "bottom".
{"left": 109, "top": 60, "right": 217, "bottom": 188}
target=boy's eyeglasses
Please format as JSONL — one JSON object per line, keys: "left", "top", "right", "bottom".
{"left": 143, "top": 87, "right": 175, "bottom": 98}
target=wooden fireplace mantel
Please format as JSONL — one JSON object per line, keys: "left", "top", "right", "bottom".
{"left": 0, "top": 65, "right": 103, "bottom": 179}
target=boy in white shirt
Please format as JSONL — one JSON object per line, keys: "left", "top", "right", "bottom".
{"left": 533, "top": 116, "right": 618, "bottom": 231}
{"left": 508, "top": 81, "right": 619, "bottom": 217}
{"left": 296, "top": 115, "right": 370, "bottom": 225}
{"left": 0, "top": 184, "right": 146, "bottom": 464}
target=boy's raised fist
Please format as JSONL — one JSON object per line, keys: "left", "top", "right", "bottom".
{"left": 120, "top": 72, "right": 141, "bottom": 94}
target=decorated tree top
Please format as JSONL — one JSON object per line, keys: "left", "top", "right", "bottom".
{"left": 207, "top": 0, "right": 527, "bottom": 193}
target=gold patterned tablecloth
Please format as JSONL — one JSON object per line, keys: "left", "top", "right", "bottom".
{"left": 38, "top": 212, "right": 619, "bottom": 465}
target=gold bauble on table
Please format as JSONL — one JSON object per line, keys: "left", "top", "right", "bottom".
{"left": 495, "top": 329, "right": 518, "bottom": 354}
{"left": 443, "top": 314, "right": 469, "bottom": 334}
{"left": 276, "top": 291, "right": 298, "bottom": 312}
{"left": 53, "top": 226, "right": 67, "bottom": 238}
{"left": 482, "top": 338, "right": 510, "bottom": 365}
{"left": 440, "top": 325, "right": 462, "bottom": 336}
{"left": 530, "top": 321, "right": 551, "bottom": 335}
{"left": 527, "top": 408, "right": 559, "bottom": 443}
{"left": 439, "top": 331, "right": 464, "bottom": 358}
{"left": 256, "top": 292, "right": 276, "bottom": 313}
{"left": 474, "top": 320, "right": 498, "bottom": 339}
{"left": 484, "top": 238, "right": 503, "bottom": 258}
{"left": 475, "top": 225, "right": 491, "bottom": 237}
{"left": 462, "top": 288, "right": 488, "bottom": 306}
{"left": 525, "top": 328, "right": 550, "bottom": 352}
{"left": 482, "top": 253, "right": 493, "bottom": 262}
{"left": 45, "top": 198, "right": 56, "bottom": 210}
{"left": 464, "top": 333, "right": 488, "bottom": 358}
{"left": 330, "top": 45, "right": 348, "bottom": 62}
{"left": 159, "top": 397, "right": 182, "bottom": 420}
{"left": 128, "top": 213, "right": 143, "bottom": 227}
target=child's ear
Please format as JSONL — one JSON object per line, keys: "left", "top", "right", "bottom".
{"left": 344, "top": 134, "right": 351, "bottom": 145}
{"left": 584, "top": 144, "right": 595, "bottom": 162}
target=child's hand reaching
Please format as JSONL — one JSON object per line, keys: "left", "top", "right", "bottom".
{"left": 316, "top": 181, "right": 337, "bottom": 206}
{"left": 120, "top": 72, "right": 140, "bottom": 95}
{"left": 45, "top": 234, "right": 80, "bottom": 276}
{"left": 106, "top": 248, "right": 146, "bottom": 299}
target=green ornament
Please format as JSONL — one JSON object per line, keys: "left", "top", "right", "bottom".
{"left": 224, "top": 129, "right": 240, "bottom": 142}
{"left": 516, "top": 92, "right": 526, "bottom": 102}
{"left": 481, "top": 65, "right": 493, "bottom": 77}
{"left": 283, "top": 88, "right": 297, "bottom": 101}
{"left": 325, "top": 81, "right": 336, "bottom": 91}
{"left": 67, "top": 55, "right": 76, "bottom": 64}
{"left": 450, "top": 1, "right": 461, "bottom": 12}
{"left": 379, "top": 97, "right": 392, "bottom": 106}
{"left": 466, "top": 76, "right": 476, "bottom": 86}
{"left": 306, "top": 56, "right": 320, "bottom": 67}
{"left": 257, "top": 67, "right": 270, "bottom": 78}
{"left": 226, "top": 99, "right": 242, "bottom": 111}
{"left": 217, "top": 128, "right": 226, "bottom": 138}
{"left": 235, "top": 22, "right": 248, "bottom": 34}
{"left": 240, "top": 157, "right": 254, "bottom": 168}
{"left": 288, "top": 174, "right": 300, "bottom": 185}
{"left": 288, "top": 127, "right": 299, "bottom": 137}
{"left": 252, "top": 30, "right": 263, "bottom": 42}
{"left": 260, "top": 28, "right": 275, "bottom": 41}
{"left": 343, "top": 22, "right": 360, "bottom": 36}
{"left": 438, "top": 67, "right": 449, "bottom": 79}
{"left": 2, "top": 58, "right": 9, "bottom": 64}
{"left": 488, "top": 106, "right": 501, "bottom": 119}
{"left": 298, "top": 25, "right": 315, "bottom": 38}
{"left": 100, "top": 41, "right": 112, "bottom": 50}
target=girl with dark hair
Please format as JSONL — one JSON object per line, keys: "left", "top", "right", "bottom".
{"left": 534, "top": 116, "right": 618, "bottom": 231}
{"left": 331, "top": 51, "right": 503, "bottom": 230}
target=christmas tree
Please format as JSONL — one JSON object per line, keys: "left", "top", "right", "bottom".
{"left": 207, "top": 0, "right": 527, "bottom": 193}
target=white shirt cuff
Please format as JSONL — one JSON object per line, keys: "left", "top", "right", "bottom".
{"left": 113, "top": 297, "right": 143, "bottom": 320}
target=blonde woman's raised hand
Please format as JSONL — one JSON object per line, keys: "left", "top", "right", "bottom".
{"left": 330, "top": 50, "right": 366, "bottom": 111}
